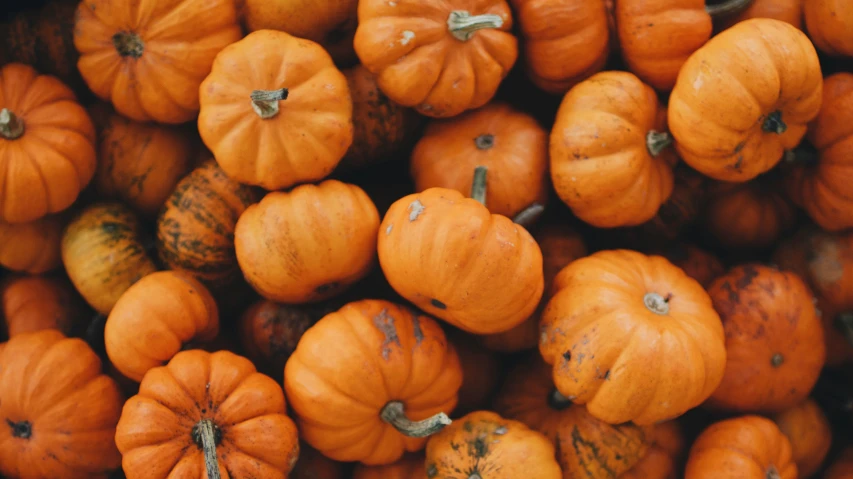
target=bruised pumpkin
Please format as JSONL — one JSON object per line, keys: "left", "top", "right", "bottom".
{"left": 0, "top": 213, "right": 64, "bottom": 274}
{"left": 0, "top": 274, "right": 86, "bottom": 338}
{"left": 772, "top": 399, "right": 832, "bottom": 477}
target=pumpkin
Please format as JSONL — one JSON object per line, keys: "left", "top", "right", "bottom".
{"left": 284, "top": 299, "right": 462, "bottom": 465}
{"left": 425, "top": 410, "right": 562, "bottom": 479}
{"left": 243, "top": 0, "right": 359, "bottom": 66}
{"left": 337, "top": 65, "right": 422, "bottom": 173}
{"left": 668, "top": 18, "right": 823, "bottom": 182}
{"left": 620, "top": 421, "right": 685, "bottom": 479}
{"left": 705, "top": 264, "right": 825, "bottom": 412}
{"left": 61, "top": 202, "right": 158, "bottom": 315}
{"left": 510, "top": 0, "right": 611, "bottom": 95}
{"left": 772, "top": 398, "right": 832, "bottom": 477}
{"left": 616, "top": 0, "right": 755, "bottom": 92}
{"left": 0, "top": 274, "right": 87, "bottom": 338}
{"left": 703, "top": 178, "right": 796, "bottom": 251}
{"left": 410, "top": 101, "right": 549, "bottom": 220}
{"left": 481, "top": 221, "right": 587, "bottom": 352}
{"left": 353, "top": 0, "right": 518, "bottom": 118}
{"left": 105, "top": 270, "right": 219, "bottom": 382}
{"left": 786, "top": 72, "right": 853, "bottom": 232}
{"left": 0, "top": 330, "right": 123, "bottom": 479}
{"left": 198, "top": 30, "right": 353, "bottom": 191}
{"left": 291, "top": 443, "right": 346, "bottom": 479}
{"left": 0, "top": 213, "right": 64, "bottom": 274}
{"left": 377, "top": 184, "right": 544, "bottom": 334}
{"left": 115, "top": 349, "right": 300, "bottom": 478}
{"left": 685, "top": 415, "right": 796, "bottom": 479}
{"left": 656, "top": 244, "right": 725, "bottom": 287}
{"left": 826, "top": 447, "right": 853, "bottom": 479}
{"left": 235, "top": 180, "right": 379, "bottom": 303}
{"left": 804, "top": 0, "right": 853, "bottom": 57}
{"left": 540, "top": 249, "right": 726, "bottom": 425}
{"left": 73, "top": 0, "right": 242, "bottom": 124}
{"left": 550, "top": 71, "right": 675, "bottom": 228}
{"left": 157, "top": 159, "right": 261, "bottom": 294}
{"left": 446, "top": 328, "right": 502, "bottom": 415}
{"left": 717, "top": 0, "right": 804, "bottom": 31}
{"left": 493, "top": 356, "right": 653, "bottom": 477}
{"left": 0, "top": 62, "right": 96, "bottom": 224}
{"left": 353, "top": 453, "right": 425, "bottom": 479}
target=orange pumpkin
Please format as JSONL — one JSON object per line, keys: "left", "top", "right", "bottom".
{"left": 510, "top": 0, "right": 611, "bottom": 94}
{"left": 378, "top": 186, "right": 544, "bottom": 334}
{"left": 826, "top": 447, "right": 853, "bottom": 479}
{"left": 411, "top": 102, "right": 548, "bottom": 220}
{"left": 105, "top": 271, "right": 219, "bottom": 382}
{"left": 446, "top": 328, "right": 502, "bottom": 415}
{"left": 656, "top": 244, "right": 725, "bottom": 287}
{"left": 717, "top": 0, "right": 804, "bottom": 31}
{"left": 425, "top": 410, "right": 562, "bottom": 479}
{"left": 0, "top": 62, "right": 96, "bottom": 224}
{"left": 706, "top": 264, "right": 825, "bottom": 412}
{"left": 620, "top": 421, "right": 685, "bottom": 479}
{"left": 494, "top": 356, "right": 653, "bottom": 477}
{"left": 353, "top": 453, "right": 426, "bottom": 479}
{"left": 116, "top": 349, "right": 300, "bottom": 478}
{"left": 235, "top": 180, "right": 379, "bottom": 304}
{"left": 540, "top": 249, "right": 726, "bottom": 425}
{"left": 284, "top": 300, "right": 462, "bottom": 465}
{"left": 291, "top": 443, "right": 346, "bottom": 479}
{"left": 0, "top": 274, "right": 87, "bottom": 338}
{"left": 0, "top": 330, "right": 123, "bottom": 479}
{"left": 772, "top": 399, "right": 832, "bottom": 477}
{"left": 786, "top": 72, "right": 853, "bottom": 232}
{"left": 804, "top": 0, "right": 853, "bottom": 57}
{"left": 685, "top": 415, "right": 796, "bottom": 479}
{"left": 550, "top": 71, "right": 675, "bottom": 228}
{"left": 73, "top": 0, "right": 242, "bottom": 124}
{"left": 198, "top": 30, "right": 353, "bottom": 191}
{"left": 353, "top": 0, "right": 518, "bottom": 118}
{"left": 668, "top": 18, "right": 823, "bottom": 182}
{"left": 0, "top": 213, "right": 64, "bottom": 274}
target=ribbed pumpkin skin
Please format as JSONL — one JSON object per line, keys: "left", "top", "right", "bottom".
{"left": 772, "top": 399, "right": 832, "bottom": 477}
{"left": 0, "top": 274, "right": 87, "bottom": 338}
{"left": 0, "top": 213, "right": 65, "bottom": 274}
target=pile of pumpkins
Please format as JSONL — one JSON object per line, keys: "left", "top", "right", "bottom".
{"left": 0, "top": 0, "right": 852, "bottom": 477}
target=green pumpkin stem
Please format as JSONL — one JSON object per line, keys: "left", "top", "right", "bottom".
{"left": 0, "top": 109, "right": 24, "bottom": 140}
{"left": 192, "top": 419, "right": 222, "bottom": 479}
{"left": 380, "top": 401, "right": 451, "bottom": 438}
{"left": 646, "top": 130, "right": 673, "bottom": 157}
{"left": 471, "top": 166, "right": 488, "bottom": 206}
{"left": 251, "top": 88, "right": 289, "bottom": 119}
{"left": 762, "top": 110, "right": 787, "bottom": 135}
{"left": 705, "top": 0, "right": 754, "bottom": 17}
{"left": 447, "top": 10, "right": 504, "bottom": 41}
{"left": 513, "top": 203, "right": 545, "bottom": 227}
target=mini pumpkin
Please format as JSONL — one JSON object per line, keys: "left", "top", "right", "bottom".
{"left": 425, "top": 410, "right": 562, "bottom": 479}
{"left": 411, "top": 101, "right": 548, "bottom": 220}
{"left": 540, "top": 249, "right": 726, "bottom": 425}
{"left": 284, "top": 300, "right": 462, "bottom": 465}
{"left": 656, "top": 244, "right": 725, "bottom": 287}
{"left": 0, "top": 330, "right": 123, "bottom": 479}
{"left": 73, "top": 0, "right": 242, "bottom": 124}
{"left": 772, "top": 399, "right": 832, "bottom": 477}
{"left": 235, "top": 180, "right": 379, "bottom": 303}
{"left": 1, "top": 274, "right": 87, "bottom": 338}
{"left": 550, "top": 71, "right": 675, "bottom": 228}
{"left": 706, "top": 264, "right": 825, "bottom": 412}
{"left": 353, "top": 453, "right": 426, "bottom": 479}
{"left": 116, "top": 349, "right": 300, "bottom": 478}
{"left": 668, "top": 18, "right": 823, "bottom": 182}
{"left": 826, "top": 447, "right": 853, "bottom": 479}
{"left": 685, "top": 415, "right": 796, "bottom": 479}
{"left": 717, "top": 0, "right": 804, "bottom": 31}
{"left": 0, "top": 62, "right": 96, "bottom": 224}
{"left": 198, "top": 30, "right": 353, "bottom": 190}
{"left": 0, "top": 213, "right": 64, "bottom": 274}
{"left": 620, "top": 421, "right": 685, "bottom": 479}
{"left": 353, "top": 0, "right": 518, "bottom": 118}
{"left": 804, "top": 0, "right": 853, "bottom": 57}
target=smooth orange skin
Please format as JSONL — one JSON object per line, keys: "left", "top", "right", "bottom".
{"left": 668, "top": 19, "right": 823, "bottom": 182}
{"left": 74, "top": 0, "right": 242, "bottom": 124}
{"left": 353, "top": 453, "right": 426, "bottom": 479}
{"left": 540, "top": 249, "right": 726, "bottom": 425}
{"left": 199, "top": 30, "right": 353, "bottom": 191}
{"left": 235, "top": 180, "right": 379, "bottom": 304}
{"left": 284, "top": 300, "right": 462, "bottom": 465}
{"left": 685, "top": 415, "right": 797, "bottom": 479}
{"left": 105, "top": 271, "right": 220, "bottom": 382}
{"left": 1, "top": 274, "right": 86, "bottom": 338}
{"left": 787, "top": 72, "right": 853, "bottom": 231}
{"left": 354, "top": 0, "right": 518, "bottom": 118}
{"left": 805, "top": 0, "right": 853, "bottom": 57}
{"left": 411, "top": 102, "right": 549, "bottom": 219}
{"left": 656, "top": 243, "right": 724, "bottom": 288}
{"left": 0, "top": 330, "right": 123, "bottom": 479}
{"left": 827, "top": 447, "right": 853, "bottom": 479}
{"left": 378, "top": 188, "right": 544, "bottom": 334}
{"left": 620, "top": 421, "right": 685, "bottom": 479}
{"left": 703, "top": 179, "right": 796, "bottom": 251}
{"left": 425, "top": 410, "right": 562, "bottom": 479}
{"left": 0, "top": 213, "right": 64, "bottom": 274}
{"left": 116, "top": 350, "right": 300, "bottom": 479}
{"left": 772, "top": 399, "right": 832, "bottom": 477}
{"left": 0, "top": 63, "right": 95, "bottom": 224}
{"left": 550, "top": 71, "right": 675, "bottom": 228}
{"left": 717, "top": 0, "right": 804, "bottom": 31}
{"left": 706, "top": 265, "right": 825, "bottom": 413}
{"left": 511, "top": 0, "right": 610, "bottom": 94}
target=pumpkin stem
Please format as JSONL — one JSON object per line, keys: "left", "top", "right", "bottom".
{"left": 766, "top": 465, "right": 781, "bottom": 479}
{"left": 646, "top": 130, "right": 673, "bottom": 157}
{"left": 6, "top": 419, "right": 31, "bottom": 439}
{"left": 0, "top": 109, "right": 24, "bottom": 140}
{"left": 762, "top": 111, "right": 787, "bottom": 135}
{"left": 771, "top": 353, "right": 784, "bottom": 367}
{"left": 512, "top": 203, "right": 545, "bottom": 227}
{"left": 474, "top": 133, "right": 495, "bottom": 150}
{"left": 705, "top": 0, "right": 754, "bottom": 17}
{"left": 380, "top": 401, "right": 451, "bottom": 438}
{"left": 250, "top": 89, "right": 289, "bottom": 119}
{"left": 643, "top": 292, "right": 670, "bottom": 315}
{"left": 547, "top": 389, "right": 573, "bottom": 411}
{"left": 112, "top": 31, "right": 144, "bottom": 58}
{"left": 447, "top": 11, "right": 504, "bottom": 41}
{"left": 835, "top": 312, "right": 853, "bottom": 350}
{"left": 191, "top": 419, "right": 223, "bottom": 479}
{"left": 471, "top": 166, "right": 488, "bottom": 206}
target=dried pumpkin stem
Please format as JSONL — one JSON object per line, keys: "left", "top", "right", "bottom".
{"left": 766, "top": 465, "right": 781, "bottom": 479}
{"left": 471, "top": 166, "right": 488, "bottom": 206}
{"left": 0, "top": 108, "right": 24, "bottom": 140}
{"left": 192, "top": 419, "right": 222, "bottom": 479}
{"left": 447, "top": 10, "right": 504, "bottom": 41}
{"left": 547, "top": 389, "right": 573, "bottom": 411}
{"left": 250, "top": 88, "right": 289, "bottom": 119}
{"left": 762, "top": 111, "right": 787, "bottom": 135}
{"left": 643, "top": 292, "right": 670, "bottom": 315}
{"left": 474, "top": 133, "right": 495, "bottom": 150}
{"left": 380, "top": 401, "right": 452, "bottom": 438}
{"left": 512, "top": 203, "right": 545, "bottom": 227}
{"left": 705, "top": 0, "right": 754, "bottom": 17}
{"left": 835, "top": 313, "right": 853, "bottom": 350}
{"left": 112, "top": 31, "right": 144, "bottom": 58}
{"left": 646, "top": 130, "right": 673, "bottom": 157}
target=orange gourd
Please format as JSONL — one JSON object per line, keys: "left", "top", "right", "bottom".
{"left": 772, "top": 399, "right": 832, "bottom": 477}
{"left": 804, "top": 0, "right": 853, "bottom": 57}
{"left": 0, "top": 213, "right": 64, "bottom": 274}
{"left": 0, "top": 274, "right": 86, "bottom": 338}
